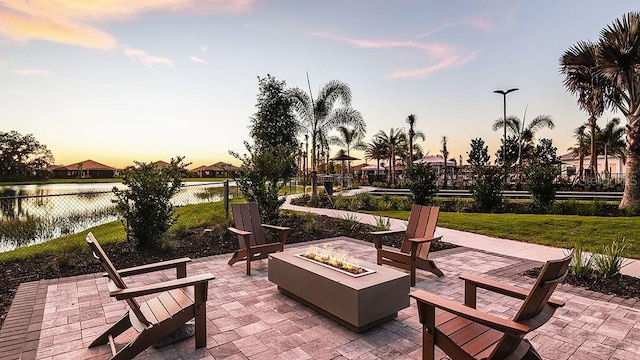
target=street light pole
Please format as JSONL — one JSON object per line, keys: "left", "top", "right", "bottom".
{"left": 493, "top": 88, "right": 519, "bottom": 185}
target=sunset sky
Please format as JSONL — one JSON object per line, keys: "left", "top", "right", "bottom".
{"left": 1, "top": 0, "right": 638, "bottom": 169}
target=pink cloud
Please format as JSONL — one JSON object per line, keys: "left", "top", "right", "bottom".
{"left": 312, "top": 32, "right": 478, "bottom": 79}
{"left": 8, "top": 69, "right": 51, "bottom": 75}
{"left": 0, "top": 0, "right": 254, "bottom": 49}
{"left": 124, "top": 46, "right": 174, "bottom": 68}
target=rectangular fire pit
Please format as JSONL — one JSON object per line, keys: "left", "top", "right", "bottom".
{"left": 269, "top": 249, "right": 410, "bottom": 333}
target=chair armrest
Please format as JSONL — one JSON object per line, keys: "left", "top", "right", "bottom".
{"left": 370, "top": 229, "right": 405, "bottom": 236}
{"left": 410, "top": 290, "right": 530, "bottom": 335}
{"left": 110, "top": 257, "right": 192, "bottom": 278}
{"left": 262, "top": 224, "right": 290, "bottom": 245}
{"left": 111, "top": 273, "right": 215, "bottom": 300}
{"left": 228, "top": 227, "right": 252, "bottom": 237}
{"left": 460, "top": 273, "right": 565, "bottom": 307}
{"left": 407, "top": 235, "right": 442, "bottom": 244}
{"left": 262, "top": 224, "right": 290, "bottom": 232}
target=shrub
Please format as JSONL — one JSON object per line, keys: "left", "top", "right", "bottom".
{"left": 471, "top": 166, "right": 503, "bottom": 212}
{"left": 113, "top": 157, "right": 186, "bottom": 249}
{"left": 355, "top": 192, "right": 375, "bottom": 210}
{"left": 524, "top": 161, "right": 559, "bottom": 210}
{"left": 593, "top": 238, "right": 629, "bottom": 279}
{"left": 405, "top": 163, "right": 438, "bottom": 205}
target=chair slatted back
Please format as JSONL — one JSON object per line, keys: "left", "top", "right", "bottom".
{"left": 515, "top": 250, "right": 573, "bottom": 322}
{"left": 400, "top": 205, "right": 440, "bottom": 259}
{"left": 86, "top": 232, "right": 151, "bottom": 327}
{"left": 232, "top": 202, "right": 266, "bottom": 249}
{"left": 491, "top": 250, "right": 573, "bottom": 358}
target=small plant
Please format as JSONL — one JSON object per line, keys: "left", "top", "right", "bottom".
{"left": 303, "top": 215, "right": 321, "bottom": 235}
{"left": 373, "top": 216, "right": 392, "bottom": 231}
{"left": 355, "top": 192, "right": 374, "bottom": 210}
{"left": 567, "top": 243, "right": 593, "bottom": 279}
{"left": 340, "top": 213, "right": 361, "bottom": 231}
{"left": 593, "top": 238, "right": 629, "bottom": 279}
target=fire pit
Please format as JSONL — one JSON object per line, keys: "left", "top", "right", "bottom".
{"left": 269, "top": 241, "right": 410, "bottom": 333}
{"left": 297, "top": 244, "right": 376, "bottom": 277}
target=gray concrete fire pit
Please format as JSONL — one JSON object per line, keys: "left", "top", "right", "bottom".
{"left": 268, "top": 248, "right": 410, "bottom": 333}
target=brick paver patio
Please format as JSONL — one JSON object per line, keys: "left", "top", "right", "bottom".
{"left": 1, "top": 237, "right": 640, "bottom": 359}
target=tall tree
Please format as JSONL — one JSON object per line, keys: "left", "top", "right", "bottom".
{"left": 561, "top": 12, "right": 640, "bottom": 208}
{"left": 289, "top": 78, "right": 365, "bottom": 198}
{"left": 598, "top": 117, "right": 627, "bottom": 178}
{"left": 374, "top": 128, "right": 406, "bottom": 184}
{"left": 328, "top": 125, "right": 367, "bottom": 173}
{"left": 492, "top": 114, "right": 554, "bottom": 165}
{"left": 365, "top": 139, "right": 386, "bottom": 177}
{"left": 0, "top": 131, "right": 53, "bottom": 182}
{"left": 560, "top": 40, "right": 606, "bottom": 180}
{"left": 441, "top": 136, "right": 450, "bottom": 188}
{"left": 568, "top": 125, "right": 589, "bottom": 181}
{"left": 230, "top": 75, "right": 298, "bottom": 221}
{"left": 405, "top": 114, "right": 425, "bottom": 164}
{"left": 467, "top": 138, "right": 490, "bottom": 169}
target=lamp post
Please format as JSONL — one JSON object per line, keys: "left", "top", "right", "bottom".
{"left": 493, "top": 88, "right": 519, "bottom": 184}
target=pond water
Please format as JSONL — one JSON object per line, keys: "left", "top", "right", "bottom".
{"left": 0, "top": 181, "right": 231, "bottom": 252}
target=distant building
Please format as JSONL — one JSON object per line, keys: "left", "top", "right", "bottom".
{"left": 559, "top": 153, "right": 625, "bottom": 179}
{"left": 191, "top": 162, "right": 239, "bottom": 178}
{"left": 50, "top": 159, "right": 117, "bottom": 179}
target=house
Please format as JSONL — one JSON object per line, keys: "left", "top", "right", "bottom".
{"left": 191, "top": 162, "right": 239, "bottom": 178}
{"left": 559, "top": 153, "right": 625, "bottom": 179}
{"left": 50, "top": 160, "right": 117, "bottom": 179}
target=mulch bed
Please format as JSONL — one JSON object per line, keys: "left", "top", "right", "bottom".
{"left": 0, "top": 212, "right": 456, "bottom": 328}
{"left": 522, "top": 267, "right": 640, "bottom": 299}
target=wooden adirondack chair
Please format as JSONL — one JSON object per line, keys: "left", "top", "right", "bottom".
{"left": 228, "top": 202, "right": 290, "bottom": 275}
{"left": 372, "top": 205, "right": 444, "bottom": 286}
{"left": 410, "top": 250, "right": 574, "bottom": 360}
{"left": 86, "top": 232, "right": 215, "bottom": 360}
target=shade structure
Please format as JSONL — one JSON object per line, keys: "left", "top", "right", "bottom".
{"left": 361, "top": 165, "right": 385, "bottom": 171}
{"left": 330, "top": 154, "right": 360, "bottom": 161}
{"left": 413, "top": 155, "right": 455, "bottom": 167}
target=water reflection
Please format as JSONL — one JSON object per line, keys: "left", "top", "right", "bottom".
{"left": 0, "top": 181, "right": 231, "bottom": 252}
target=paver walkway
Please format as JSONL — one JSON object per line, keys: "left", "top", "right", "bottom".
{"left": 2, "top": 236, "right": 640, "bottom": 359}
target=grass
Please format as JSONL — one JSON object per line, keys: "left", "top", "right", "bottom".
{"left": 370, "top": 210, "right": 640, "bottom": 259}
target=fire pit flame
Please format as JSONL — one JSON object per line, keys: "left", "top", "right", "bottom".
{"left": 299, "top": 244, "right": 375, "bottom": 277}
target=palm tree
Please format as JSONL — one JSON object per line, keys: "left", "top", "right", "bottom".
{"left": 595, "top": 12, "right": 640, "bottom": 208}
{"left": 568, "top": 125, "right": 589, "bottom": 181}
{"left": 365, "top": 139, "right": 387, "bottom": 178}
{"left": 405, "top": 114, "right": 425, "bottom": 164}
{"left": 598, "top": 117, "right": 627, "bottom": 178}
{"left": 560, "top": 40, "right": 606, "bottom": 181}
{"left": 329, "top": 125, "right": 367, "bottom": 173}
{"left": 374, "top": 128, "right": 406, "bottom": 184}
{"left": 289, "top": 79, "right": 365, "bottom": 198}
{"left": 441, "top": 136, "right": 449, "bottom": 188}
{"left": 492, "top": 114, "right": 555, "bottom": 166}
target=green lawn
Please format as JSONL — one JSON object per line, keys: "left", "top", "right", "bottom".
{"left": 371, "top": 210, "right": 640, "bottom": 259}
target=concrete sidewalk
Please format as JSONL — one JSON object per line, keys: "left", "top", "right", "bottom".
{"left": 282, "top": 189, "right": 640, "bottom": 277}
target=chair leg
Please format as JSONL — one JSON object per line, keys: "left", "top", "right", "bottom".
{"left": 428, "top": 260, "right": 444, "bottom": 277}
{"left": 89, "top": 313, "right": 131, "bottom": 348}
{"left": 246, "top": 254, "right": 252, "bottom": 275}
{"left": 194, "top": 283, "right": 208, "bottom": 349}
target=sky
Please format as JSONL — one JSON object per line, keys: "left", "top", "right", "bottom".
{"left": 1, "top": 0, "right": 638, "bottom": 169}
